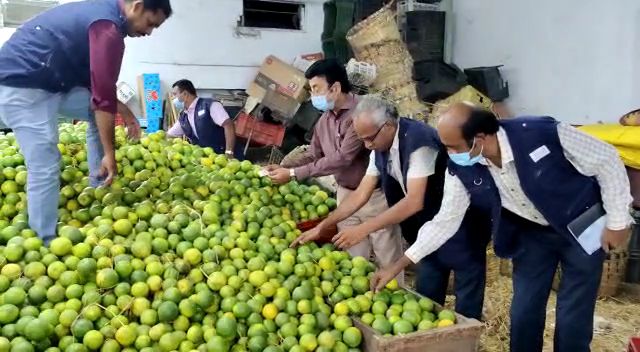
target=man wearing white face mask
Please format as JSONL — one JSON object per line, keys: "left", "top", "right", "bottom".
{"left": 371, "top": 103, "right": 633, "bottom": 352}
{"left": 167, "top": 79, "right": 243, "bottom": 159}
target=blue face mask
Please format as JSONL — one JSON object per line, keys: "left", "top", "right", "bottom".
{"left": 449, "top": 139, "right": 484, "bottom": 167}
{"left": 173, "top": 97, "right": 184, "bottom": 111}
{"left": 311, "top": 95, "right": 335, "bottom": 112}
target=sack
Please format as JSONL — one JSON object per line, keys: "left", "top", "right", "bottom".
{"left": 578, "top": 124, "right": 640, "bottom": 169}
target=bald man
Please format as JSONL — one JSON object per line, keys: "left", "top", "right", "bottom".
{"left": 296, "top": 95, "right": 492, "bottom": 320}
{"left": 371, "top": 103, "right": 633, "bottom": 352}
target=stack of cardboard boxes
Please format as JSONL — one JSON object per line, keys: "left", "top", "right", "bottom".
{"left": 245, "top": 55, "right": 316, "bottom": 120}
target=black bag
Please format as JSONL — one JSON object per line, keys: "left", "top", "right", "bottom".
{"left": 414, "top": 61, "right": 467, "bottom": 103}
{"left": 464, "top": 66, "right": 510, "bottom": 102}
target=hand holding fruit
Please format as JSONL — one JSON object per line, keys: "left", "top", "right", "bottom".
{"left": 267, "top": 167, "right": 291, "bottom": 185}
{"left": 371, "top": 256, "right": 413, "bottom": 292}
{"left": 123, "top": 115, "right": 141, "bottom": 141}
{"left": 290, "top": 226, "right": 322, "bottom": 247}
{"left": 99, "top": 153, "right": 117, "bottom": 186}
{"left": 332, "top": 225, "right": 368, "bottom": 250}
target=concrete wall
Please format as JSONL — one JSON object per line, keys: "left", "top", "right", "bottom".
{"left": 0, "top": 0, "right": 324, "bottom": 115}
{"left": 451, "top": 0, "right": 640, "bottom": 124}
{"left": 3, "top": 1, "right": 640, "bottom": 124}
{"left": 118, "top": 0, "right": 324, "bottom": 91}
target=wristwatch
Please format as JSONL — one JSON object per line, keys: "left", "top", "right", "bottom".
{"left": 225, "top": 150, "right": 234, "bottom": 156}
{"left": 289, "top": 169, "right": 296, "bottom": 179}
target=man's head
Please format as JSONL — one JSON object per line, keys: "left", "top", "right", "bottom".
{"left": 305, "top": 59, "right": 351, "bottom": 112}
{"left": 171, "top": 79, "right": 197, "bottom": 110}
{"left": 437, "top": 102, "right": 500, "bottom": 165}
{"left": 123, "top": 0, "right": 172, "bottom": 37}
{"left": 352, "top": 95, "right": 399, "bottom": 151}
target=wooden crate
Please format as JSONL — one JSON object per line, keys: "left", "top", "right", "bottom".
{"left": 354, "top": 287, "right": 484, "bottom": 352}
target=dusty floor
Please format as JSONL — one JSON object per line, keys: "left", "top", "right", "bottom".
{"left": 479, "top": 276, "right": 640, "bottom": 352}
{"left": 405, "top": 272, "right": 640, "bottom": 352}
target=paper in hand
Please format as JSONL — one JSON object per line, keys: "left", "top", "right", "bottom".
{"left": 573, "top": 215, "right": 606, "bottom": 255}
{"left": 567, "top": 203, "right": 606, "bottom": 255}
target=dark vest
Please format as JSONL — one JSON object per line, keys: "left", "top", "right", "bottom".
{"left": 449, "top": 116, "right": 602, "bottom": 258}
{"left": 0, "top": 0, "right": 127, "bottom": 92}
{"left": 179, "top": 98, "right": 244, "bottom": 160}
{"left": 375, "top": 118, "right": 491, "bottom": 268}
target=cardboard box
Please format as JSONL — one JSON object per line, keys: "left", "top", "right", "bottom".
{"left": 247, "top": 55, "right": 309, "bottom": 118}
{"left": 292, "top": 52, "right": 324, "bottom": 72}
{"left": 136, "top": 73, "right": 163, "bottom": 132}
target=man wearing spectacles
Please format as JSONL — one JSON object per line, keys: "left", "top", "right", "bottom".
{"left": 293, "top": 95, "right": 492, "bottom": 320}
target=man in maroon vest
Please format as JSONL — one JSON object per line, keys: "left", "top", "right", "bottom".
{"left": 0, "top": 0, "right": 172, "bottom": 243}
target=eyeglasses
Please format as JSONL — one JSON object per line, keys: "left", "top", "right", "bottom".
{"left": 360, "top": 122, "right": 387, "bottom": 143}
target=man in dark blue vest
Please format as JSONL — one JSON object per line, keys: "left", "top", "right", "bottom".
{"left": 372, "top": 102, "right": 633, "bottom": 352}
{"left": 0, "top": 0, "right": 172, "bottom": 244}
{"left": 296, "top": 95, "right": 492, "bottom": 320}
{"left": 167, "top": 79, "right": 243, "bottom": 160}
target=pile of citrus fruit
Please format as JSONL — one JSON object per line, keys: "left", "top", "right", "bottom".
{"left": 0, "top": 123, "right": 459, "bottom": 352}
{"left": 332, "top": 280, "right": 458, "bottom": 336}
{"left": 0, "top": 123, "right": 374, "bottom": 352}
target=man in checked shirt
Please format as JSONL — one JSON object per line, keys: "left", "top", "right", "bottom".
{"left": 371, "top": 103, "right": 633, "bottom": 352}
{"left": 267, "top": 59, "right": 401, "bottom": 272}
{"left": 293, "top": 95, "right": 492, "bottom": 320}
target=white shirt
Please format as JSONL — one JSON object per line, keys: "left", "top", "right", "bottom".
{"left": 167, "top": 98, "right": 230, "bottom": 139}
{"left": 405, "top": 123, "right": 633, "bottom": 263}
{"left": 365, "top": 126, "right": 439, "bottom": 194}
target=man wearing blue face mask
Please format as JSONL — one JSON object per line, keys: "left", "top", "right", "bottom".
{"left": 167, "top": 79, "right": 243, "bottom": 159}
{"left": 268, "top": 60, "right": 400, "bottom": 271}
{"left": 371, "top": 102, "right": 633, "bottom": 352}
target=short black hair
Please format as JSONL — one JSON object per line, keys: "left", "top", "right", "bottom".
{"left": 461, "top": 107, "right": 500, "bottom": 146}
{"left": 305, "top": 59, "right": 352, "bottom": 93}
{"left": 126, "top": 0, "right": 173, "bottom": 18}
{"left": 172, "top": 79, "right": 196, "bottom": 96}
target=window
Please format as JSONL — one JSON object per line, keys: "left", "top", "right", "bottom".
{"left": 241, "top": 0, "right": 304, "bottom": 31}
{"left": 1, "top": 0, "right": 59, "bottom": 27}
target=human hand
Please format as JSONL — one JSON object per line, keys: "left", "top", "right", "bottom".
{"left": 290, "top": 226, "right": 322, "bottom": 248}
{"left": 263, "top": 164, "right": 280, "bottom": 172}
{"left": 99, "top": 153, "right": 118, "bottom": 186}
{"left": 268, "top": 168, "right": 291, "bottom": 185}
{"left": 371, "top": 266, "right": 403, "bottom": 293}
{"left": 601, "top": 227, "right": 631, "bottom": 253}
{"left": 123, "top": 116, "right": 141, "bottom": 141}
{"left": 332, "top": 225, "right": 369, "bottom": 250}
{"left": 370, "top": 256, "right": 412, "bottom": 292}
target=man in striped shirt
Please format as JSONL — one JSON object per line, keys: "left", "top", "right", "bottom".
{"left": 372, "top": 103, "right": 632, "bottom": 352}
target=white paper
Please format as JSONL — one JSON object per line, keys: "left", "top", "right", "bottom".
{"left": 571, "top": 215, "right": 606, "bottom": 255}
{"left": 258, "top": 169, "right": 268, "bottom": 177}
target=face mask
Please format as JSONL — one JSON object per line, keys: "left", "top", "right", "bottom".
{"left": 173, "top": 97, "right": 184, "bottom": 111}
{"left": 311, "top": 95, "right": 335, "bottom": 112}
{"left": 311, "top": 85, "right": 336, "bottom": 112}
{"left": 449, "top": 139, "right": 484, "bottom": 167}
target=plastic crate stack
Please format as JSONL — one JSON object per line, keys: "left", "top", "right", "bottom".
{"left": 398, "top": 0, "right": 467, "bottom": 104}
{"left": 354, "top": 0, "right": 385, "bottom": 22}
